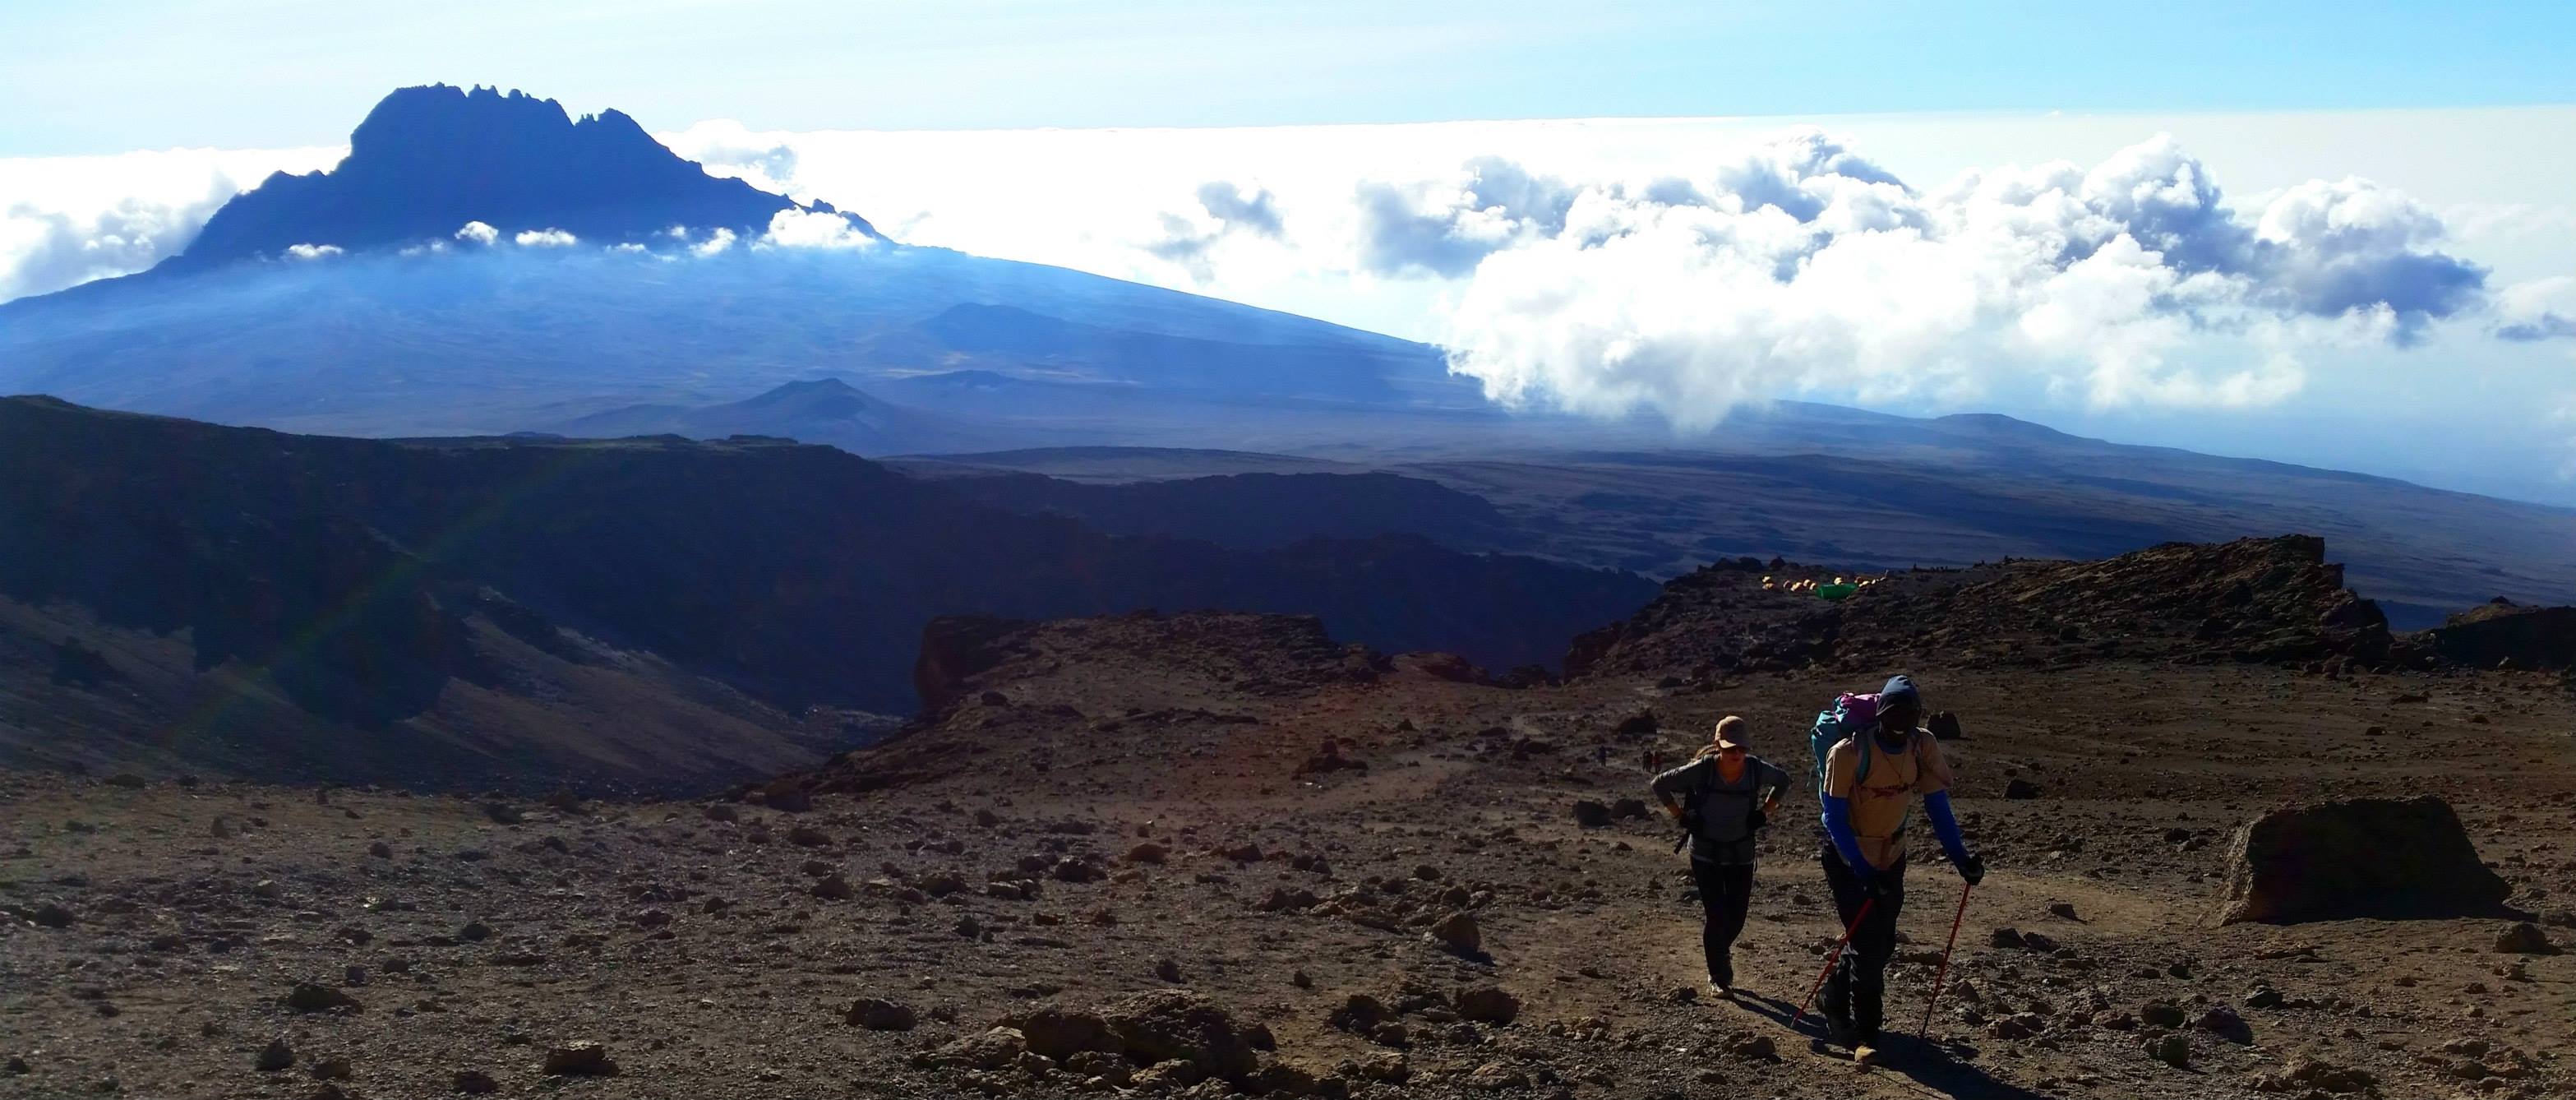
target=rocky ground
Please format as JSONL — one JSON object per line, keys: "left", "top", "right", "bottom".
{"left": 5, "top": 603, "right": 2572, "bottom": 1099}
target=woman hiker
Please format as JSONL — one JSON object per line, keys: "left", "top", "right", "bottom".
{"left": 1651, "top": 716, "right": 1791, "bottom": 997}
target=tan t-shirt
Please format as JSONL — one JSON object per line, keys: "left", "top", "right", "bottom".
{"left": 1823, "top": 730, "right": 1952, "bottom": 870}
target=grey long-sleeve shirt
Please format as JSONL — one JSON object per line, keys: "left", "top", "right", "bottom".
{"left": 1651, "top": 754, "right": 1792, "bottom": 865}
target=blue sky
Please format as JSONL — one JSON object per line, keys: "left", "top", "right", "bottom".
{"left": 3, "top": 1, "right": 2574, "bottom": 154}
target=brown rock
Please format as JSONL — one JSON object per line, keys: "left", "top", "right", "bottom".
{"left": 1454, "top": 985, "right": 1518, "bottom": 1024}
{"left": 2214, "top": 797, "right": 2510, "bottom": 924}
{"left": 1104, "top": 991, "right": 1263, "bottom": 1082}
{"left": 256, "top": 1038, "right": 296, "bottom": 1072}
{"left": 2495, "top": 922, "right": 2556, "bottom": 954}
{"left": 451, "top": 1070, "right": 499, "bottom": 1093}
{"left": 846, "top": 997, "right": 916, "bottom": 1030}
{"left": 280, "top": 983, "right": 361, "bottom": 1014}
{"left": 917, "top": 1028, "right": 1028, "bottom": 1071}
{"left": 1430, "top": 911, "right": 1481, "bottom": 954}
{"left": 999, "top": 1006, "right": 1116, "bottom": 1059}
{"left": 541, "top": 1042, "right": 616, "bottom": 1076}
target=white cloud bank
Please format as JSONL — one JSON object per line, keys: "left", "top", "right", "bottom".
{"left": 1388, "top": 131, "right": 2491, "bottom": 420}
{"left": 5, "top": 113, "right": 2570, "bottom": 494}
{"left": 0, "top": 144, "right": 340, "bottom": 299}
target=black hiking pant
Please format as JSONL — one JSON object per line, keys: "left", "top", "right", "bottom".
{"left": 1692, "top": 859, "right": 1756, "bottom": 986}
{"left": 1819, "top": 843, "right": 1905, "bottom": 1044}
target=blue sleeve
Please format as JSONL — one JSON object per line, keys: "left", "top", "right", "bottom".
{"left": 1923, "top": 789, "right": 1971, "bottom": 866}
{"left": 1821, "top": 795, "right": 1868, "bottom": 876}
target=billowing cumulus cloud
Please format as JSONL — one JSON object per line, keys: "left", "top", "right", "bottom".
{"left": 755, "top": 208, "right": 873, "bottom": 250}
{"left": 513, "top": 228, "right": 578, "bottom": 247}
{"left": 454, "top": 220, "right": 500, "bottom": 246}
{"left": 690, "top": 226, "right": 737, "bottom": 257}
{"left": 1146, "top": 180, "right": 1286, "bottom": 281}
{"left": 1352, "top": 156, "right": 1576, "bottom": 279}
{"left": 2493, "top": 275, "right": 2576, "bottom": 341}
{"left": 1401, "top": 130, "right": 2495, "bottom": 419}
{"left": 283, "top": 243, "right": 341, "bottom": 260}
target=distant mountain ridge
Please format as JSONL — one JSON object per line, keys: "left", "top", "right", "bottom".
{"left": 0, "top": 396, "right": 1654, "bottom": 788}
{"left": 550, "top": 378, "right": 1011, "bottom": 455}
{"left": 0, "top": 84, "right": 1465, "bottom": 436}
{"left": 155, "top": 83, "right": 877, "bottom": 274}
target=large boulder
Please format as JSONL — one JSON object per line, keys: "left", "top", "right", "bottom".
{"left": 1101, "top": 991, "right": 1266, "bottom": 1084}
{"left": 2214, "top": 797, "right": 2511, "bottom": 924}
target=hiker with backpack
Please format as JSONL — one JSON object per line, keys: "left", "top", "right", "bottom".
{"left": 1809, "top": 675, "right": 1984, "bottom": 1065}
{"left": 1651, "top": 716, "right": 1791, "bottom": 997}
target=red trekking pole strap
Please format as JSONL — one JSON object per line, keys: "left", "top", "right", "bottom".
{"left": 1793, "top": 896, "right": 1876, "bottom": 1026}
{"left": 1918, "top": 882, "right": 1974, "bottom": 1035}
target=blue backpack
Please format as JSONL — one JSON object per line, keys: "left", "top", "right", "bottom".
{"left": 1808, "top": 691, "right": 1880, "bottom": 806}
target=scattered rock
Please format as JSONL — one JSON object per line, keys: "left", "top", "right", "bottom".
{"left": 541, "top": 1042, "right": 616, "bottom": 1076}
{"left": 451, "top": 1069, "right": 498, "bottom": 1093}
{"left": 846, "top": 997, "right": 917, "bottom": 1030}
{"left": 310, "top": 1058, "right": 352, "bottom": 1081}
{"left": 1454, "top": 985, "right": 1518, "bottom": 1024}
{"left": 2197, "top": 1005, "right": 2253, "bottom": 1045}
{"left": 2148, "top": 1033, "right": 2191, "bottom": 1068}
{"left": 2048, "top": 903, "right": 2080, "bottom": 921}
{"left": 2006, "top": 779, "right": 2042, "bottom": 800}
{"left": 919, "top": 1027, "right": 1031, "bottom": 1071}
{"left": 1571, "top": 800, "right": 1612, "bottom": 828}
{"left": 280, "top": 983, "right": 361, "bottom": 1014}
{"left": 2494, "top": 922, "right": 2556, "bottom": 954}
{"left": 256, "top": 1038, "right": 296, "bottom": 1072}
{"left": 1429, "top": 911, "right": 1481, "bottom": 955}
{"left": 33, "top": 903, "right": 74, "bottom": 928}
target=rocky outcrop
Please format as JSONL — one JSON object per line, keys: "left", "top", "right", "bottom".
{"left": 1569, "top": 536, "right": 2410, "bottom": 678}
{"left": 2214, "top": 796, "right": 2514, "bottom": 924}
{"left": 2419, "top": 599, "right": 2576, "bottom": 672}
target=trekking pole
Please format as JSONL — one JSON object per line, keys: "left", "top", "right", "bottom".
{"left": 1917, "top": 882, "right": 1974, "bottom": 1036}
{"left": 1792, "top": 897, "right": 1875, "bottom": 1027}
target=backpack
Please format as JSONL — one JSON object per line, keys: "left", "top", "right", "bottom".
{"left": 1808, "top": 691, "right": 1878, "bottom": 804}
{"left": 1812, "top": 691, "right": 1934, "bottom": 838}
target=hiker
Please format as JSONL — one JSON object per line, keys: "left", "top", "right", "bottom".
{"left": 1813, "top": 674, "right": 1983, "bottom": 1064}
{"left": 1652, "top": 716, "right": 1790, "bottom": 996}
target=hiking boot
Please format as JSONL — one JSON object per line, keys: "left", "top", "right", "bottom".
{"left": 1820, "top": 1003, "right": 1857, "bottom": 1047}
{"left": 1709, "top": 980, "right": 1733, "bottom": 1000}
{"left": 1852, "top": 1043, "right": 1882, "bottom": 1066}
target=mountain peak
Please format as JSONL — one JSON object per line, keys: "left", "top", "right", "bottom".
{"left": 155, "top": 83, "right": 877, "bottom": 275}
